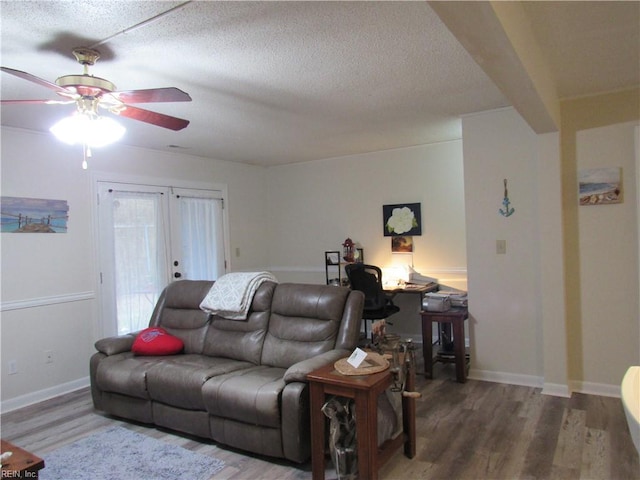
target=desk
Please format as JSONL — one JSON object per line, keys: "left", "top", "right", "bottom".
{"left": 1, "top": 440, "right": 45, "bottom": 479}
{"left": 308, "top": 361, "right": 416, "bottom": 480}
{"left": 383, "top": 282, "right": 438, "bottom": 296}
{"left": 380, "top": 283, "right": 438, "bottom": 337}
{"left": 357, "top": 283, "right": 437, "bottom": 341}
{"left": 421, "top": 308, "right": 469, "bottom": 383}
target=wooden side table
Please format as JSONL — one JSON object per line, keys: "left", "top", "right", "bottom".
{"left": 308, "top": 360, "right": 416, "bottom": 480}
{"left": 421, "top": 307, "right": 469, "bottom": 383}
{"left": 1, "top": 440, "right": 45, "bottom": 479}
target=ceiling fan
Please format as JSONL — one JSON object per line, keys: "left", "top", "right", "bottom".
{"left": 1, "top": 47, "right": 192, "bottom": 131}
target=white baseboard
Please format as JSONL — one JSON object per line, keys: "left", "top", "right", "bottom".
{"left": 0, "top": 376, "right": 90, "bottom": 414}
{"left": 462, "top": 369, "right": 620, "bottom": 399}
{"left": 542, "top": 382, "right": 572, "bottom": 398}
{"left": 570, "top": 380, "right": 621, "bottom": 398}
{"left": 468, "top": 368, "right": 544, "bottom": 389}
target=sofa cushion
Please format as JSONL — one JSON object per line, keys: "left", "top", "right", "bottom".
{"left": 145, "top": 355, "right": 254, "bottom": 410}
{"left": 132, "top": 327, "right": 184, "bottom": 356}
{"left": 261, "top": 284, "right": 349, "bottom": 368}
{"left": 202, "top": 281, "right": 276, "bottom": 364}
{"left": 201, "top": 366, "right": 286, "bottom": 428}
{"left": 149, "top": 280, "right": 214, "bottom": 354}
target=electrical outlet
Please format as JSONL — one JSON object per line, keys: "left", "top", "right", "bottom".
{"left": 44, "top": 350, "right": 54, "bottom": 364}
{"left": 496, "top": 239, "right": 507, "bottom": 254}
{"left": 8, "top": 360, "right": 17, "bottom": 375}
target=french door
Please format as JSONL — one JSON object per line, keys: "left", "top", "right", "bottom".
{"left": 96, "top": 181, "right": 228, "bottom": 336}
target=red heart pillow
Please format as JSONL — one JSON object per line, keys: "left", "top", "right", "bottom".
{"left": 132, "top": 327, "right": 184, "bottom": 356}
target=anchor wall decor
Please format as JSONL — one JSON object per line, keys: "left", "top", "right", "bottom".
{"left": 499, "top": 178, "right": 515, "bottom": 217}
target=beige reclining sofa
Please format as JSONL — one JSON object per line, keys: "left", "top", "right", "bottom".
{"left": 90, "top": 279, "right": 364, "bottom": 463}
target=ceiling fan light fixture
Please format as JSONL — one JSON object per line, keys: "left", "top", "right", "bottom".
{"left": 50, "top": 112, "right": 125, "bottom": 148}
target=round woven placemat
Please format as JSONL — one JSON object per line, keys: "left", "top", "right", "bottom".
{"left": 334, "top": 351, "right": 390, "bottom": 376}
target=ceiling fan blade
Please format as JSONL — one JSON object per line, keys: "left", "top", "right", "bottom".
{"left": 111, "top": 104, "right": 190, "bottom": 131}
{"left": 107, "top": 87, "right": 192, "bottom": 104}
{"left": 1, "top": 99, "right": 74, "bottom": 105}
{"left": 1, "top": 66, "right": 69, "bottom": 94}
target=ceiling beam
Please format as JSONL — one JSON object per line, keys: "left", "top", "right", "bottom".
{"left": 429, "top": 1, "right": 560, "bottom": 133}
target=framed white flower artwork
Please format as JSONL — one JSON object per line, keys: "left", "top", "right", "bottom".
{"left": 383, "top": 203, "right": 422, "bottom": 236}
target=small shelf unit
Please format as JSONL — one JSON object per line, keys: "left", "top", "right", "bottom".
{"left": 324, "top": 249, "right": 364, "bottom": 286}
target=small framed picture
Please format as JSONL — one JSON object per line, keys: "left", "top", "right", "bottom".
{"left": 392, "top": 236, "right": 413, "bottom": 253}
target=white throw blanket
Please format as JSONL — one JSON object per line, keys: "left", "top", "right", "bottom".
{"left": 199, "top": 271, "right": 278, "bottom": 320}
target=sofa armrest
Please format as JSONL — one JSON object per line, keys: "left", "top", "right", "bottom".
{"left": 94, "top": 333, "right": 137, "bottom": 356}
{"left": 283, "top": 349, "right": 351, "bottom": 383}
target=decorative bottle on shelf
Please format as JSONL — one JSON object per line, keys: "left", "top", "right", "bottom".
{"left": 342, "top": 238, "right": 355, "bottom": 263}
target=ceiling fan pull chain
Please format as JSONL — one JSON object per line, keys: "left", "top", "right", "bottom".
{"left": 82, "top": 143, "right": 91, "bottom": 170}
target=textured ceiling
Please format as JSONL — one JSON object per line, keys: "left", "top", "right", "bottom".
{"left": 1, "top": 1, "right": 638, "bottom": 166}
{"left": 523, "top": 1, "right": 640, "bottom": 99}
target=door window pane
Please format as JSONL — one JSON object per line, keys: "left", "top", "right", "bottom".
{"left": 178, "top": 196, "right": 225, "bottom": 281}
{"left": 111, "top": 191, "right": 168, "bottom": 334}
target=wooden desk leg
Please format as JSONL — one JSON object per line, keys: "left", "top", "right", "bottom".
{"left": 452, "top": 319, "right": 467, "bottom": 383}
{"left": 403, "top": 359, "right": 417, "bottom": 458}
{"left": 355, "top": 389, "right": 377, "bottom": 480}
{"left": 421, "top": 316, "right": 434, "bottom": 378}
{"left": 309, "top": 382, "right": 326, "bottom": 480}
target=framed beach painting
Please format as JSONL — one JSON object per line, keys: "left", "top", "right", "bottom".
{"left": 578, "top": 167, "right": 622, "bottom": 205}
{"left": 1, "top": 196, "right": 69, "bottom": 232}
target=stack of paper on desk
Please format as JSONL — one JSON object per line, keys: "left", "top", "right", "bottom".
{"left": 406, "top": 265, "right": 438, "bottom": 285}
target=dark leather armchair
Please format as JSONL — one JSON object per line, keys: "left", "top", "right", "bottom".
{"left": 345, "top": 263, "right": 400, "bottom": 340}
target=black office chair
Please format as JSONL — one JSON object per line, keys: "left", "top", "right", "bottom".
{"left": 345, "top": 263, "right": 400, "bottom": 341}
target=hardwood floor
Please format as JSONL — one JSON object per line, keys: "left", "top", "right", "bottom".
{"left": 1, "top": 364, "right": 638, "bottom": 479}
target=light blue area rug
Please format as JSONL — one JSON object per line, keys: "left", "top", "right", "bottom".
{"left": 40, "top": 426, "right": 225, "bottom": 480}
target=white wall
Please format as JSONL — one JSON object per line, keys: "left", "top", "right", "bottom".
{"left": 463, "top": 107, "right": 640, "bottom": 394}
{"left": 0, "top": 127, "right": 268, "bottom": 410}
{"left": 265, "top": 141, "right": 467, "bottom": 340}
{"left": 576, "top": 122, "right": 639, "bottom": 387}
{"left": 462, "top": 108, "right": 546, "bottom": 385}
